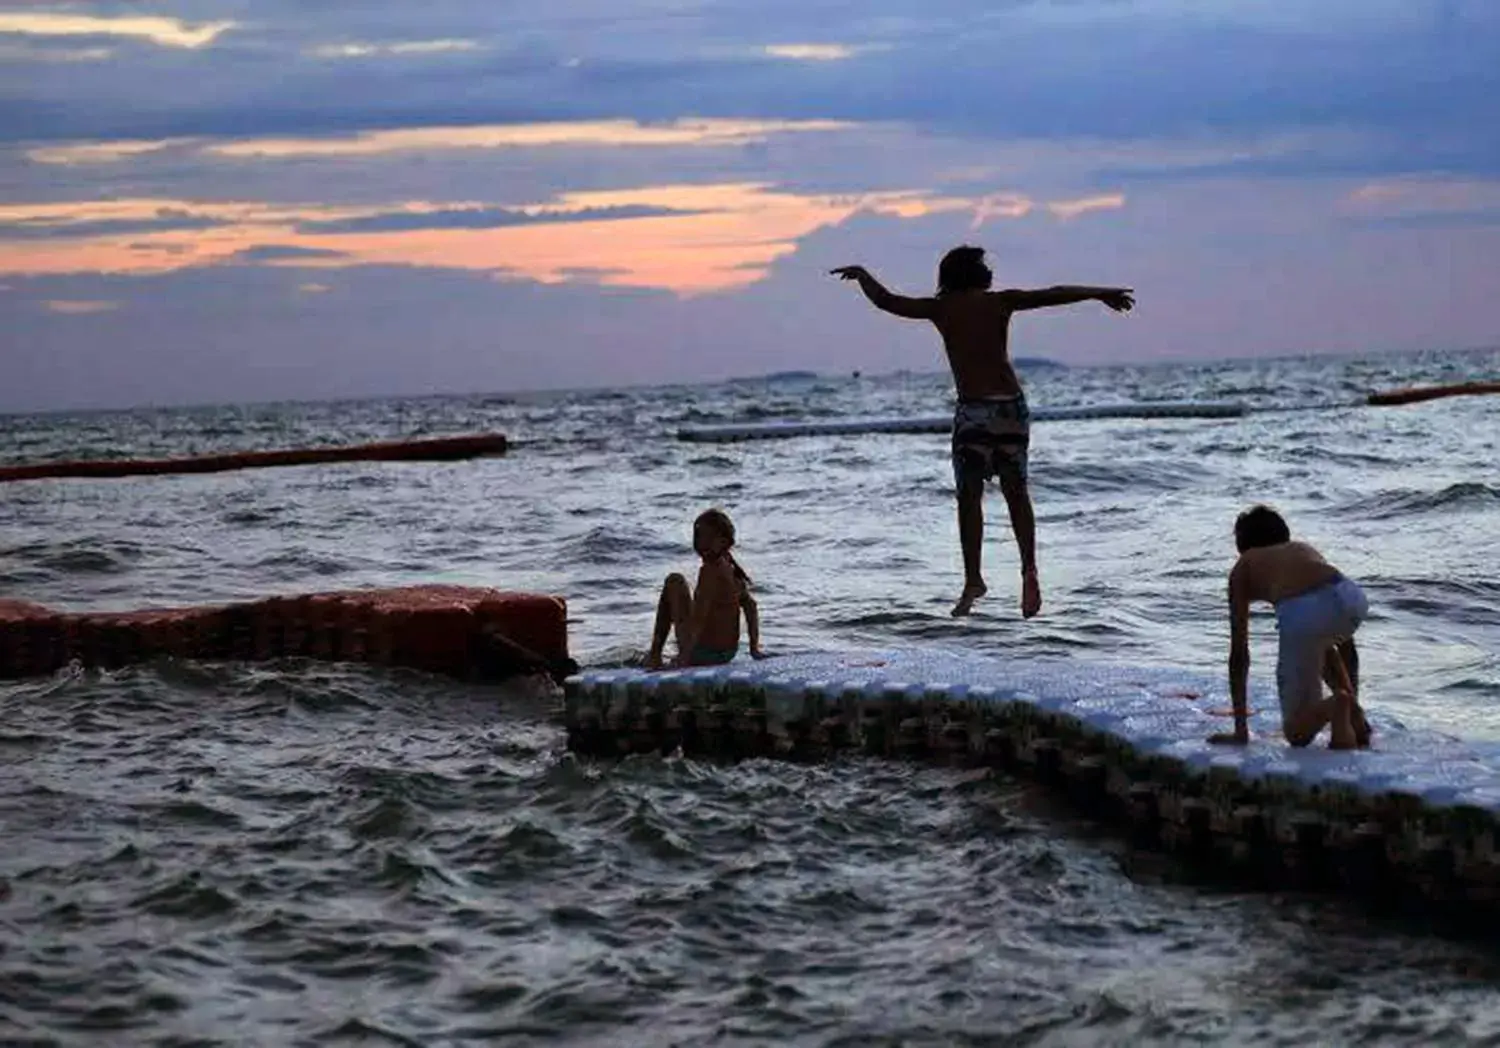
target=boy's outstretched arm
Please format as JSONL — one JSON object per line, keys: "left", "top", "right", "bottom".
{"left": 1210, "top": 565, "right": 1252, "bottom": 745}
{"left": 830, "top": 265, "right": 937, "bottom": 320}
{"left": 1000, "top": 286, "right": 1134, "bottom": 313}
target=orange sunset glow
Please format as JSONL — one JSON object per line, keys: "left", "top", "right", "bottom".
{"left": 0, "top": 184, "right": 1126, "bottom": 293}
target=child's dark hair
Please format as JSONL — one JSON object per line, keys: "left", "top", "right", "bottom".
{"left": 937, "top": 245, "right": 993, "bottom": 295}
{"left": 1234, "top": 504, "right": 1291, "bottom": 552}
{"left": 695, "top": 507, "right": 751, "bottom": 586}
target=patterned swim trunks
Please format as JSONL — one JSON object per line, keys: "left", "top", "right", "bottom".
{"left": 951, "top": 392, "right": 1031, "bottom": 487}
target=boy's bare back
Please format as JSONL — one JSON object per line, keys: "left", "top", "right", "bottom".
{"left": 930, "top": 292, "right": 1025, "bottom": 400}
{"left": 1232, "top": 541, "right": 1341, "bottom": 606}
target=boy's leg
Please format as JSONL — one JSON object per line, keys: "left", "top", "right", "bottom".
{"left": 1321, "top": 639, "right": 1369, "bottom": 747}
{"left": 646, "top": 573, "right": 692, "bottom": 668}
{"left": 1280, "top": 632, "right": 1334, "bottom": 746}
{"left": 1283, "top": 643, "right": 1357, "bottom": 749}
{"left": 951, "top": 474, "right": 987, "bottom": 617}
{"left": 997, "top": 469, "right": 1040, "bottom": 618}
{"left": 1283, "top": 697, "right": 1335, "bottom": 748}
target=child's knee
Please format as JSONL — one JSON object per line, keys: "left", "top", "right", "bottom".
{"left": 1283, "top": 727, "right": 1315, "bottom": 748}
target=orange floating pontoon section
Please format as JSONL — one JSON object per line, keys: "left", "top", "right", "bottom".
{"left": 0, "top": 585, "right": 571, "bottom": 684}
{"left": 0, "top": 432, "right": 508, "bottom": 483}
{"left": 1367, "top": 381, "right": 1500, "bottom": 407}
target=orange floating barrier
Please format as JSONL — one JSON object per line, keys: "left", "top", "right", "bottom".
{"left": 0, "top": 432, "right": 508, "bottom": 484}
{"left": 1367, "top": 380, "right": 1500, "bottom": 406}
{"left": 0, "top": 584, "right": 572, "bottom": 684}
{"left": 0, "top": 601, "right": 54, "bottom": 678}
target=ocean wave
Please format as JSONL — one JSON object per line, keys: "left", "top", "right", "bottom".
{"left": 1335, "top": 482, "right": 1500, "bottom": 521}
{"left": 0, "top": 538, "right": 145, "bottom": 576}
{"left": 556, "top": 525, "right": 681, "bottom": 566}
{"left": 1037, "top": 459, "right": 1209, "bottom": 496}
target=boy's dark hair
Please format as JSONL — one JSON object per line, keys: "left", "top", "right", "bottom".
{"left": 937, "top": 245, "right": 993, "bottom": 295}
{"left": 1234, "top": 504, "right": 1291, "bottom": 552}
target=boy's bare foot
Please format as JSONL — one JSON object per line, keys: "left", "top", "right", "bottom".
{"left": 951, "top": 580, "right": 987, "bottom": 617}
{"left": 1021, "top": 570, "right": 1042, "bottom": 619}
{"left": 644, "top": 651, "right": 664, "bottom": 671}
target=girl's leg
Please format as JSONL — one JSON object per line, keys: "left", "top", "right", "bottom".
{"left": 646, "top": 573, "right": 692, "bottom": 669}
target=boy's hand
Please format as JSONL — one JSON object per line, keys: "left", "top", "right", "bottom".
{"left": 1208, "top": 729, "right": 1250, "bottom": 746}
{"left": 830, "top": 265, "right": 870, "bottom": 281}
{"left": 1098, "top": 289, "right": 1134, "bottom": 313}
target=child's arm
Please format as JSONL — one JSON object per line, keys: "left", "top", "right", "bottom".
{"left": 740, "top": 584, "right": 765, "bottom": 658}
{"left": 1210, "top": 562, "right": 1253, "bottom": 744}
{"left": 998, "top": 287, "right": 1134, "bottom": 313}
{"left": 830, "top": 265, "right": 938, "bottom": 320}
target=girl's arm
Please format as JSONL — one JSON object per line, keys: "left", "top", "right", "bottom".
{"left": 740, "top": 586, "right": 764, "bottom": 658}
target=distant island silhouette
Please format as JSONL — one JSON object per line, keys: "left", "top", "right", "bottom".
{"left": 733, "top": 359, "right": 1067, "bottom": 384}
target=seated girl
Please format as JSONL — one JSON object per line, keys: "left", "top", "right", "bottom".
{"left": 645, "top": 508, "right": 765, "bottom": 669}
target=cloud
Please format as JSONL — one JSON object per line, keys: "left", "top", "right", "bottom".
{"left": 297, "top": 282, "right": 332, "bottom": 293}
{"left": 1, "top": 1, "right": 1492, "bottom": 184}
{"left": 1337, "top": 177, "right": 1500, "bottom": 228}
{"left": 1046, "top": 194, "right": 1127, "bottom": 220}
{"left": 0, "top": 183, "right": 1116, "bottom": 292}
{"left": 1343, "top": 209, "right": 1500, "bottom": 230}
{"left": 292, "top": 202, "right": 710, "bottom": 234}
{"left": 308, "top": 39, "right": 483, "bottom": 59}
{"left": 0, "top": 12, "right": 234, "bottom": 49}
{"left": 0, "top": 41, "right": 112, "bottom": 62}
{"left": 199, "top": 118, "right": 853, "bottom": 159}
{"left": 229, "top": 244, "right": 352, "bottom": 262}
{"left": 0, "top": 207, "right": 226, "bottom": 239}
{"left": 5, "top": 178, "right": 1497, "bottom": 412}
{"left": 763, "top": 44, "right": 868, "bottom": 61}
{"left": 41, "top": 298, "right": 118, "bottom": 314}
{"left": 25, "top": 139, "right": 190, "bottom": 166}
{"left": 1346, "top": 178, "right": 1500, "bottom": 213}
{"left": 0, "top": 1, "right": 1495, "bottom": 410}
{"left": 127, "top": 242, "right": 193, "bottom": 255}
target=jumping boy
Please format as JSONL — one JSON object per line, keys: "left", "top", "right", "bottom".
{"left": 832, "top": 246, "right": 1133, "bottom": 617}
{"left": 1210, "top": 504, "right": 1371, "bottom": 750}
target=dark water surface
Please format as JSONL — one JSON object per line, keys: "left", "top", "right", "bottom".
{"left": 3, "top": 349, "right": 1499, "bottom": 1044}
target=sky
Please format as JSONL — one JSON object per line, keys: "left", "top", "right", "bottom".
{"left": 1, "top": 1, "right": 1498, "bottom": 411}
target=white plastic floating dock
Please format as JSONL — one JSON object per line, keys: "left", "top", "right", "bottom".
{"left": 566, "top": 648, "right": 1500, "bottom": 915}
{"left": 677, "top": 401, "right": 1249, "bottom": 443}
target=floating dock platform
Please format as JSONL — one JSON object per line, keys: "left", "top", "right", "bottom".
{"left": 566, "top": 650, "right": 1500, "bottom": 919}
{"left": 0, "top": 585, "right": 572, "bottom": 683}
{"left": 1367, "top": 380, "right": 1500, "bottom": 407}
{"left": 677, "top": 402, "right": 1248, "bottom": 443}
{"left": 0, "top": 432, "right": 508, "bottom": 483}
